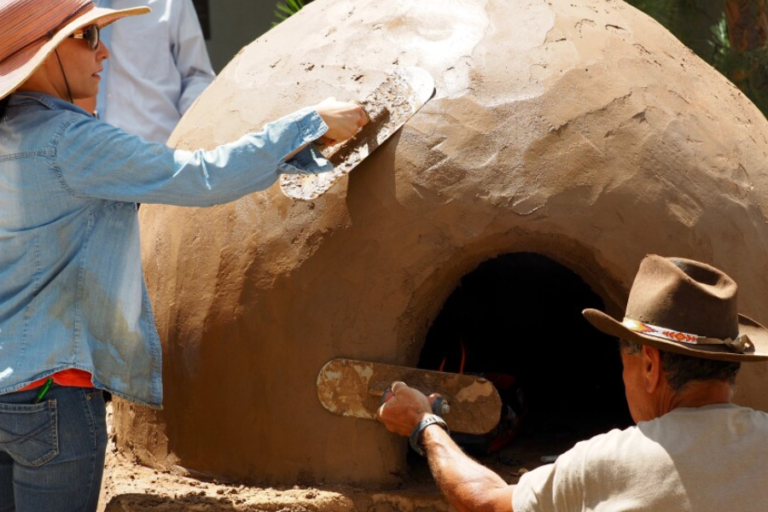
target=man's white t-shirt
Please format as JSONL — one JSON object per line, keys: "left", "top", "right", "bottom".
{"left": 514, "top": 404, "right": 768, "bottom": 511}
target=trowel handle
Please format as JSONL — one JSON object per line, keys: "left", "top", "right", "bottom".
{"left": 430, "top": 395, "right": 450, "bottom": 416}
{"left": 380, "top": 388, "right": 450, "bottom": 416}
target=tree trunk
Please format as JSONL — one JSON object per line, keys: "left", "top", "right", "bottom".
{"left": 725, "top": 0, "right": 768, "bottom": 52}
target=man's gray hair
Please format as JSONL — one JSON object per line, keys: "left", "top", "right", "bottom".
{"left": 619, "top": 339, "right": 741, "bottom": 392}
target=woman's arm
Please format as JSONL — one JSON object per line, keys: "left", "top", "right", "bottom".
{"left": 54, "top": 101, "right": 365, "bottom": 207}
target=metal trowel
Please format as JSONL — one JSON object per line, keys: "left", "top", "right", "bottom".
{"left": 280, "top": 67, "right": 435, "bottom": 201}
{"left": 316, "top": 358, "right": 502, "bottom": 435}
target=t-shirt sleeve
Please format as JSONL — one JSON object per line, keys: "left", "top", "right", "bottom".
{"left": 513, "top": 446, "right": 586, "bottom": 512}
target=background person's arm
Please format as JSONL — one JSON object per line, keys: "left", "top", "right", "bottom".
{"left": 173, "top": 0, "right": 216, "bottom": 115}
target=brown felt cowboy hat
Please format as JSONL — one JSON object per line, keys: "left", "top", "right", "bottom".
{"left": 583, "top": 255, "right": 768, "bottom": 362}
{"left": 0, "top": 0, "right": 149, "bottom": 101}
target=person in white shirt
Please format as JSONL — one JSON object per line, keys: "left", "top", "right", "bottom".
{"left": 80, "top": 0, "right": 215, "bottom": 142}
{"left": 378, "top": 255, "right": 768, "bottom": 512}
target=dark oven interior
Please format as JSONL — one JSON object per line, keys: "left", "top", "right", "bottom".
{"left": 414, "top": 252, "right": 632, "bottom": 480}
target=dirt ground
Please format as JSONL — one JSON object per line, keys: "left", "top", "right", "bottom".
{"left": 98, "top": 401, "right": 450, "bottom": 512}
{"left": 99, "top": 452, "right": 448, "bottom": 512}
{"left": 98, "top": 402, "right": 562, "bottom": 512}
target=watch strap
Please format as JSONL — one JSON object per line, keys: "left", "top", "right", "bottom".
{"left": 409, "top": 414, "right": 449, "bottom": 456}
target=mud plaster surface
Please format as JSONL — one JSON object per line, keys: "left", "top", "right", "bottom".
{"left": 281, "top": 67, "right": 433, "bottom": 200}
{"left": 119, "top": 0, "right": 768, "bottom": 486}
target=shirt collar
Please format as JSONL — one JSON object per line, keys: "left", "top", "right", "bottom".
{"left": 8, "top": 91, "right": 90, "bottom": 115}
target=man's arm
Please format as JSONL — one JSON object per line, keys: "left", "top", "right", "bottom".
{"left": 422, "top": 424, "right": 515, "bottom": 512}
{"left": 378, "top": 382, "right": 515, "bottom": 512}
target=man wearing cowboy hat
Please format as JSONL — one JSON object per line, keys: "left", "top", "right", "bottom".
{"left": 379, "top": 255, "right": 768, "bottom": 511}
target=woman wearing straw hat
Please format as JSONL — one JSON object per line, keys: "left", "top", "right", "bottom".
{"left": 0, "top": 0, "right": 366, "bottom": 510}
{"left": 379, "top": 255, "right": 768, "bottom": 512}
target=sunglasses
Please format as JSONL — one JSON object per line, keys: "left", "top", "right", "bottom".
{"left": 69, "top": 25, "right": 100, "bottom": 50}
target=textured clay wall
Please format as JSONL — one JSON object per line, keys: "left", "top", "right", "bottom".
{"left": 114, "top": 0, "right": 768, "bottom": 486}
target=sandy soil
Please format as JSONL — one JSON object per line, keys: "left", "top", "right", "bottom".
{"left": 100, "top": 402, "right": 574, "bottom": 512}
{"left": 100, "top": 451, "right": 450, "bottom": 512}
{"left": 98, "top": 401, "right": 565, "bottom": 511}
{"left": 99, "top": 403, "right": 451, "bottom": 512}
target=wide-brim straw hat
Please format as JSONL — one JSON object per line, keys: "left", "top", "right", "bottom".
{"left": 0, "top": 0, "right": 150, "bottom": 101}
{"left": 583, "top": 255, "right": 768, "bottom": 362}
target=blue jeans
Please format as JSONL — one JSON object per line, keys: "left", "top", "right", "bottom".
{"left": 0, "top": 385, "right": 107, "bottom": 512}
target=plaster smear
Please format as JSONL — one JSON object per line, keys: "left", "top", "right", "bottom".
{"left": 123, "top": 0, "right": 768, "bottom": 488}
{"left": 454, "top": 380, "right": 496, "bottom": 403}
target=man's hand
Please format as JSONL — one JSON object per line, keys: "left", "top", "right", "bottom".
{"left": 314, "top": 98, "right": 368, "bottom": 145}
{"left": 377, "top": 383, "right": 515, "bottom": 512}
{"left": 377, "top": 381, "right": 434, "bottom": 436}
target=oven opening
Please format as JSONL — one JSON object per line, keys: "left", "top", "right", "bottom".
{"left": 413, "top": 252, "right": 632, "bottom": 480}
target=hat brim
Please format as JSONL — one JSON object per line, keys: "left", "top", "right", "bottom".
{"left": 0, "top": 6, "right": 151, "bottom": 100}
{"left": 583, "top": 308, "right": 768, "bottom": 362}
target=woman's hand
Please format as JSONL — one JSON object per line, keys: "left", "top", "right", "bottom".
{"left": 314, "top": 98, "right": 368, "bottom": 145}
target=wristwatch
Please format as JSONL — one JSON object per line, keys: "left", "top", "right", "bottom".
{"left": 409, "top": 414, "right": 449, "bottom": 456}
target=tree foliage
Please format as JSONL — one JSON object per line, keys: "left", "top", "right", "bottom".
{"left": 626, "top": 0, "right": 768, "bottom": 118}
{"left": 273, "top": 0, "right": 313, "bottom": 26}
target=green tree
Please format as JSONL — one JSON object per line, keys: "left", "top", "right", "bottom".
{"left": 719, "top": 0, "right": 768, "bottom": 114}
{"left": 627, "top": 0, "right": 722, "bottom": 61}
{"left": 273, "top": 0, "right": 314, "bottom": 26}
{"left": 627, "top": 0, "right": 768, "bottom": 118}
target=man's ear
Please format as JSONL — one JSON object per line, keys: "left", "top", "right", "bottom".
{"left": 642, "top": 345, "right": 662, "bottom": 393}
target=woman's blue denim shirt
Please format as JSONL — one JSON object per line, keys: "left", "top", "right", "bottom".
{"left": 0, "top": 92, "right": 330, "bottom": 408}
